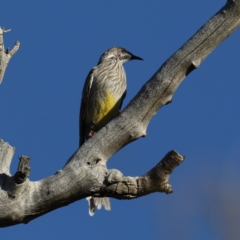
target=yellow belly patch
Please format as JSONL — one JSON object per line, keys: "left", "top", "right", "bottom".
{"left": 93, "top": 90, "right": 119, "bottom": 126}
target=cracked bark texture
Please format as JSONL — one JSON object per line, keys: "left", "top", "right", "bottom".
{"left": 0, "top": 0, "right": 240, "bottom": 227}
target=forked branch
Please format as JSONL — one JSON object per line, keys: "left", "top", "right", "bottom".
{"left": 0, "top": 27, "right": 20, "bottom": 84}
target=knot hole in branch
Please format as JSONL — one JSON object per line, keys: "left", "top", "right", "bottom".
{"left": 87, "top": 158, "right": 101, "bottom": 167}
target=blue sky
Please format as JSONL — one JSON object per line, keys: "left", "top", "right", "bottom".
{"left": 1, "top": 1, "right": 240, "bottom": 239}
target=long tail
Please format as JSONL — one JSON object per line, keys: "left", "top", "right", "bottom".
{"left": 86, "top": 197, "right": 111, "bottom": 216}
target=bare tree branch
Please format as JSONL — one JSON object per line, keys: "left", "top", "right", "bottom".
{"left": 14, "top": 156, "right": 31, "bottom": 184}
{"left": 102, "top": 151, "right": 185, "bottom": 199}
{"left": 0, "top": 0, "right": 239, "bottom": 227}
{"left": 0, "top": 139, "right": 15, "bottom": 175}
{"left": 0, "top": 27, "right": 20, "bottom": 84}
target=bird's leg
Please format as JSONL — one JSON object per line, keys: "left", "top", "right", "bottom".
{"left": 88, "top": 130, "right": 96, "bottom": 138}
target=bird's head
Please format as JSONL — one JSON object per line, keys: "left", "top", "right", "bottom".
{"left": 98, "top": 47, "right": 143, "bottom": 64}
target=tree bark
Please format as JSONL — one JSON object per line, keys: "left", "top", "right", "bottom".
{"left": 0, "top": 0, "right": 240, "bottom": 227}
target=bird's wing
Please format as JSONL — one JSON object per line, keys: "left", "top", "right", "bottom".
{"left": 79, "top": 69, "right": 94, "bottom": 147}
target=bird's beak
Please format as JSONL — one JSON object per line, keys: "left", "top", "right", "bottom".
{"left": 130, "top": 54, "right": 143, "bottom": 61}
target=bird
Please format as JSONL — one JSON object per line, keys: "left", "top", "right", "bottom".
{"left": 79, "top": 47, "right": 143, "bottom": 216}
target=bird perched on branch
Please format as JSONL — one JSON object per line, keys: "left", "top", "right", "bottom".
{"left": 79, "top": 47, "right": 143, "bottom": 216}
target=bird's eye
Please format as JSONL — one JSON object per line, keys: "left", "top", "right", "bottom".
{"left": 120, "top": 55, "right": 128, "bottom": 60}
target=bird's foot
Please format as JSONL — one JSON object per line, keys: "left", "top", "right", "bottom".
{"left": 88, "top": 130, "right": 96, "bottom": 138}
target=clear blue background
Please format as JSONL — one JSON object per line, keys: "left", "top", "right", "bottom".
{"left": 1, "top": 1, "right": 240, "bottom": 239}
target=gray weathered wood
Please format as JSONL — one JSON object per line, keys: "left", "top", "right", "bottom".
{"left": 14, "top": 156, "right": 31, "bottom": 184}
{"left": 0, "top": 27, "right": 20, "bottom": 84}
{"left": 0, "top": 139, "right": 15, "bottom": 175}
{"left": 0, "top": 0, "right": 239, "bottom": 227}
